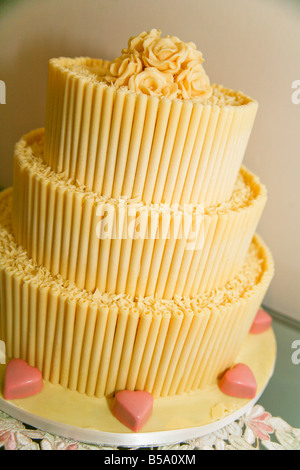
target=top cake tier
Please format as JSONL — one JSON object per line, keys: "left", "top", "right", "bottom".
{"left": 44, "top": 29, "right": 258, "bottom": 205}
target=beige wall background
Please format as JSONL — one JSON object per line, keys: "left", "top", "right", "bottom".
{"left": 0, "top": 0, "right": 299, "bottom": 320}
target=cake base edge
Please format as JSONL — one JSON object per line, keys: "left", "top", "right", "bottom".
{"left": 0, "top": 328, "right": 276, "bottom": 448}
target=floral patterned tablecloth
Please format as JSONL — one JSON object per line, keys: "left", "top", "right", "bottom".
{"left": 1, "top": 405, "right": 300, "bottom": 450}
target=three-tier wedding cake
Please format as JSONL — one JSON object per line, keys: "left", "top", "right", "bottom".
{"left": 0, "top": 30, "right": 274, "bottom": 405}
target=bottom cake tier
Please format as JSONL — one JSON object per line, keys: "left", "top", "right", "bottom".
{"left": 0, "top": 328, "right": 276, "bottom": 446}
{"left": 0, "top": 188, "right": 274, "bottom": 399}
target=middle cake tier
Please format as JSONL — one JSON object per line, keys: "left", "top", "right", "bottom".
{"left": 13, "top": 128, "right": 267, "bottom": 299}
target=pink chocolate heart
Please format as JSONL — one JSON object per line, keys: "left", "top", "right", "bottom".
{"left": 250, "top": 308, "right": 272, "bottom": 334}
{"left": 218, "top": 363, "right": 257, "bottom": 399}
{"left": 111, "top": 390, "right": 153, "bottom": 432}
{"left": 3, "top": 359, "right": 43, "bottom": 400}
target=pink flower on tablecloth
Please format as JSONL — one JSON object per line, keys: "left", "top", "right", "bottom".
{"left": 0, "top": 412, "right": 44, "bottom": 450}
{"left": 243, "top": 406, "right": 274, "bottom": 442}
{"left": 0, "top": 430, "right": 17, "bottom": 450}
{"left": 40, "top": 436, "right": 80, "bottom": 450}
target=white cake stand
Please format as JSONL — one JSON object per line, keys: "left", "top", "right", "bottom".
{"left": 0, "top": 329, "right": 276, "bottom": 448}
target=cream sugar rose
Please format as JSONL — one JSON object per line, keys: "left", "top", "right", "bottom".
{"left": 103, "top": 28, "right": 212, "bottom": 100}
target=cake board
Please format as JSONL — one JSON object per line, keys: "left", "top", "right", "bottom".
{"left": 0, "top": 328, "right": 276, "bottom": 448}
